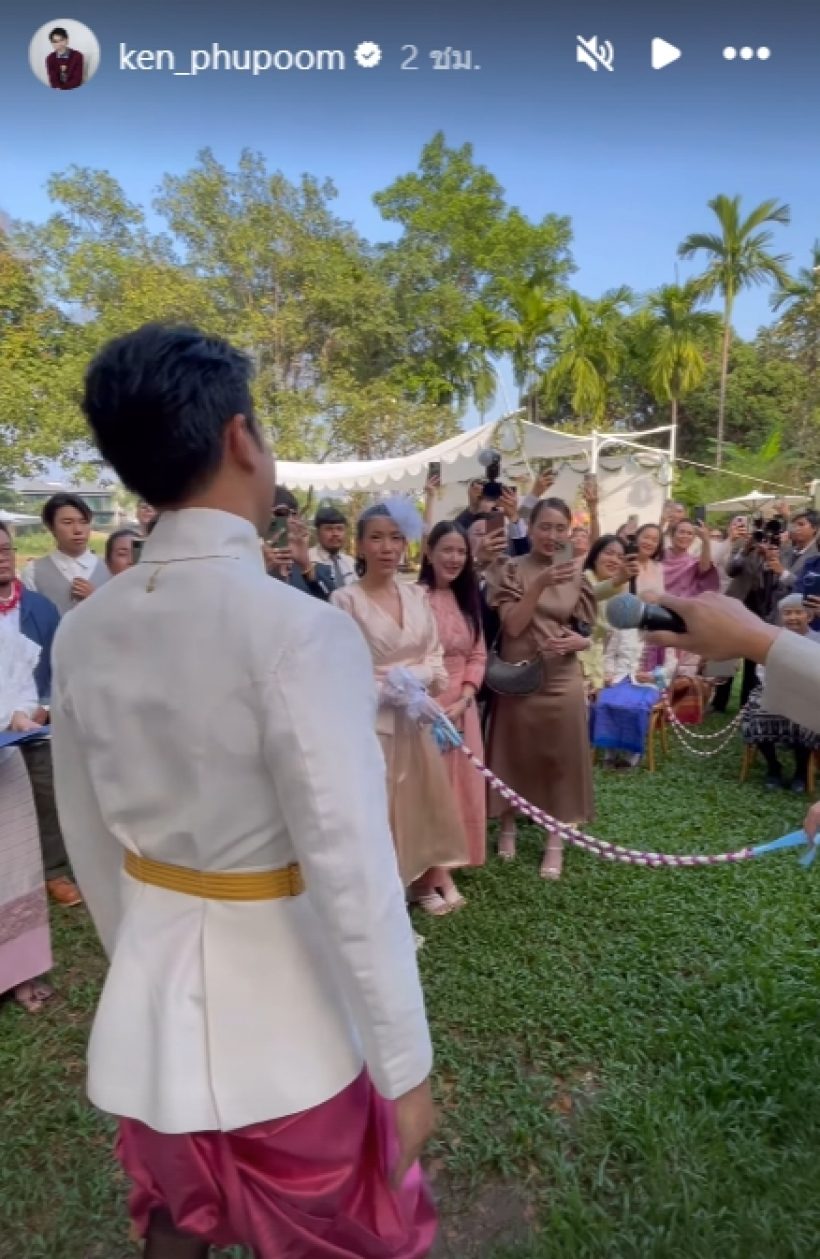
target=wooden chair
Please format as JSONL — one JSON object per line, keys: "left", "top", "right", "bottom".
{"left": 740, "top": 744, "right": 817, "bottom": 793}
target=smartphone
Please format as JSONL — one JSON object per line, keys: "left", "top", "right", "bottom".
{"left": 266, "top": 517, "right": 290, "bottom": 548}
{"left": 131, "top": 537, "right": 144, "bottom": 562}
{"left": 427, "top": 460, "right": 441, "bottom": 482}
{"left": 553, "top": 540, "right": 575, "bottom": 567}
{"left": 693, "top": 504, "right": 707, "bottom": 525}
{"left": 485, "top": 510, "right": 506, "bottom": 536}
{"left": 802, "top": 570, "right": 820, "bottom": 605}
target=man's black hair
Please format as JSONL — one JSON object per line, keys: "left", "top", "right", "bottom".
{"left": 49, "top": 27, "right": 69, "bottom": 41}
{"left": 273, "top": 485, "right": 299, "bottom": 514}
{"left": 42, "top": 492, "right": 93, "bottom": 531}
{"left": 314, "top": 505, "right": 347, "bottom": 529}
{"left": 82, "top": 323, "right": 260, "bottom": 508}
{"left": 793, "top": 509, "right": 820, "bottom": 530}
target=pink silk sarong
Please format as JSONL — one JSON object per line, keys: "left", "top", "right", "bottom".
{"left": 117, "top": 1071, "right": 436, "bottom": 1258}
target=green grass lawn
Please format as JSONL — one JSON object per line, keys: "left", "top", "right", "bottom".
{"left": 2, "top": 721, "right": 819, "bottom": 1258}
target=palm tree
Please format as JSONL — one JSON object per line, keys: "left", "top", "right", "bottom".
{"left": 678, "top": 194, "right": 791, "bottom": 466}
{"left": 771, "top": 240, "right": 820, "bottom": 379}
{"left": 642, "top": 283, "right": 721, "bottom": 429}
{"left": 540, "top": 287, "right": 633, "bottom": 427}
{"left": 499, "top": 278, "right": 557, "bottom": 423}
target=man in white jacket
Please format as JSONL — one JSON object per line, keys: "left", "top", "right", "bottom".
{"left": 51, "top": 324, "right": 436, "bottom": 1259}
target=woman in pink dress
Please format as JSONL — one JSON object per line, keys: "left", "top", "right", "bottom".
{"left": 331, "top": 503, "right": 468, "bottom": 921}
{"left": 419, "top": 523, "right": 487, "bottom": 903}
{"left": 662, "top": 519, "right": 719, "bottom": 673}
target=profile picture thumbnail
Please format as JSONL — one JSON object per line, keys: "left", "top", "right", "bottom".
{"left": 29, "top": 19, "right": 100, "bottom": 91}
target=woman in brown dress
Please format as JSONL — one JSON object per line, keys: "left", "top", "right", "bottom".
{"left": 486, "top": 497, "right": 596, "bottom": 880}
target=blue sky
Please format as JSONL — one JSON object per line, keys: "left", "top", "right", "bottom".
{"left": 2, "top": 0, "right": 818, "bottom": 413}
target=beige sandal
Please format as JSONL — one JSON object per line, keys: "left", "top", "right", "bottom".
{"left": 540, "top": 833, "right": 564, "bottom": 881}
{"left": 498, "top": 825, "right": 517, "bottom": 862}
{"left": 412, "top": 891, "right": 452, "bottom": 917}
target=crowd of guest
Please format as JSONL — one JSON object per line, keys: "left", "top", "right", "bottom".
{"left": 2, "top": 479, "right": 819, "bottom": 1010}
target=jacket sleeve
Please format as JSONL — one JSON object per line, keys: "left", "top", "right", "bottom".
{"left": 726, "top": 550, "right": 749, "bottom": 579}
{"left": 66, "top": 51, "right": 84, "bottom": 88}
{"left": 260, "top": 609, "right": 432, "bottom": 1100}
{"left": 50, "top": 632, "right": 123, "bottom": 957}
{"left": 761, "top": 631, "right": 820, "bottom": 734}
{"left": 35, "top": 598, "right": 60, "bottom": 703}
{"left": 46, "top": 54, "right": 59, "bottom": 88}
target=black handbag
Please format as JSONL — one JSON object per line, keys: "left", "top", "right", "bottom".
{"left": 485, "top": 634, "right": 543, "bottom": 697}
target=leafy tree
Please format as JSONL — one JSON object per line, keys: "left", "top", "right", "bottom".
{"left": 640, "top": 283, "right": 721, "bottom": 430}
{"left": 374, "top": 132, "right": 574, "bottom": 409}
{"left": 678, "top": 195, "right": 791, "bottom": 466}
{"left": 539, "top": 288, "right": 633, "bottom": 427}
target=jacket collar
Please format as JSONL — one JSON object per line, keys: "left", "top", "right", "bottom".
{"left": 141, "top": 509, "right": 264, "bottom": 572}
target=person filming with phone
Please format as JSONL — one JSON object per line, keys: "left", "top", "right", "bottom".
{"left": 484, "top": 497, "right": 595, "bottom": 880}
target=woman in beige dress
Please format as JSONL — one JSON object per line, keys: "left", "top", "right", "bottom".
{"left": 486, "top": 497, "right": 596, "bottom": 880}
{"left": 332, "top": 503, "right": 468, "bottom": 917}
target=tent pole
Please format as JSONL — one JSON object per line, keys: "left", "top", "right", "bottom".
{"left": 590, "top": 430, "right": 600, "bottom": 475}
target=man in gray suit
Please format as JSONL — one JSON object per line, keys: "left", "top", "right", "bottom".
{"left": 21, "top": 493, "right": 108, "bottom": 616}
{"left": 779, "top": 510, "right": 819, "bottom": 589}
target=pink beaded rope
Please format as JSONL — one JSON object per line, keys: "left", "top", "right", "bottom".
{"left": 459, "top": 744, "right": 755, "bottom": 868}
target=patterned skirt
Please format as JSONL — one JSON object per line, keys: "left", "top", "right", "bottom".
{"left": 740, "top": 686, "right": 820, "bottom": 750}
{"left": 0, "top": 747, "right": 51, "bottom": 994}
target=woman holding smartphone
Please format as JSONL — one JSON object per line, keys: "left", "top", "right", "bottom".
{"left": 485, "top": 497, "right": 596, "bottom": 879}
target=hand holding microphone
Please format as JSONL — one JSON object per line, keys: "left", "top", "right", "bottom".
{"left": 606, "top": 591, "right": 781, "bottom": 665}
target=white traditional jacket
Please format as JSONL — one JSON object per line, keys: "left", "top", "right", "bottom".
{"left": 51, "top": 508, "right": 432, "bottom": 1134}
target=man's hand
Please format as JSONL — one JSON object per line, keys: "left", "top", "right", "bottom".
{"left": 9, "top": 711, "right": 40, "bottom": 734}
{"left": 391, "top": 1078, "right": 436, "bottom": 1189}
{"left": 500, "top": 486, "right": 519, "bottom": 522}
{"left": 764, "top": 549, "right": 784, "bottom": 576}
{"left": 693, "top": 522, "right": 709, "bottom": 543}
{"left": 71, "top": 577, "right": 94, "bottom": 602}
{"left": 624, "top": 555, "right": 640, "bottom": 580}
{"left": 263, "top": 543, "right": 293, "bottom": 577}
{"left": 424, "top": 475, "right": 441, "bottom": 500}
{"left": 531, "top": 468, "right": 555, "bottom": 498}
{"left": 288, "top": 519, "right": 311, "bottom": 572}
{"left": 804, "top": 595, "right": 820, "bottom": 617}
{"left": 729, "top": 516, "right": 748, "bottom": 543}
{"left": 646, "top": 592, "right": 780, "bottom": 664}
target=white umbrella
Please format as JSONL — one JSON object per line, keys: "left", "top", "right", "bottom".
{"left": 706, "top": 490, "right": 809, "bottom": 514}
{"left": 0, "top": 509, "right": 39, "bottom": 523}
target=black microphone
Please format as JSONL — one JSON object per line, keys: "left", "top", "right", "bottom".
{"left": 606, "top": 592, "right": 687, "bottom": 634}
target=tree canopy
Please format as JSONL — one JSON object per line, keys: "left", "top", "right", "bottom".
{"left": 1, "top": 138, "right": 818, "bottom": 498}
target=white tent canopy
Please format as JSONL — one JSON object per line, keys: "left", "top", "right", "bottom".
{"left": 0, "top": 509, "right": 39, "bottom": 524}
{"left": 278, "top": 417, "right": 674, "bottom": 534}
{"left": 706, "top": 490, "right": 810, "bottom": 514}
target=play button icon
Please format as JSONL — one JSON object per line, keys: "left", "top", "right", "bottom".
{"left": 651, "top": 37, "right": 682, "bottom": 69}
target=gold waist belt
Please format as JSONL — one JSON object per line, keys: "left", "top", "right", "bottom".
{"left": 124, "top": 850, "right": 304, "bottom": 901}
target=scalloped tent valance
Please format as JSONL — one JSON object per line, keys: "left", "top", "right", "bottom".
{"left": 277, "top": 418, "right": 671, "bottom": 493}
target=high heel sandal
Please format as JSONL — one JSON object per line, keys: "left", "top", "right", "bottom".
{"left": 412, "top": 891, "right": 452, "bottom": 917}
{"left": 540, "top": 833, "right": 564, "bottom": 881}
{"left": 498, "top": 825, "right": 517, "bottom": 862}
{"left": 441, "top": 885, "right": 467, "bottom": 911}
